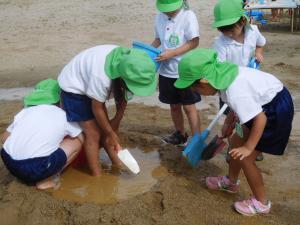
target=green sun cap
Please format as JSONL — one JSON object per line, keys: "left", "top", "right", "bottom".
{"left": 105, "top": 47, "right": 157, "bottom": 97}
{"left": 175, "top": 48, "right": 238, "bottom": 90}
{"left": 156, "top": 0, "right": 183, "bottom": 12}
{"left": 24, "top": 79, "right": 61, "bottom": 107}
{"left": 212, "top": 0, "right": 246, "bottom": 28}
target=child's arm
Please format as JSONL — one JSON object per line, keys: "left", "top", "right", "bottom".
{"left": 92, "top": 100, "right": 121, "bottom": 152}
{"left": 110, "top": 97, "right": 127, "bottom": 132}
{"left": 0, "top": 131, "right": 10, "bottom": 145}
{"left": 151, "top": 38, "right": 161, "bottom": 48}
{"left": 253, "top": 25, "right": 266, "bottom": 63}
{"left": 255, "top": 46, "right": 264, "bottom": 63}
{"left": 229, "top": 111, "right": 267, "bottom": 160}
{"left": 156, "top": 37, "right": 199, "bottom": 62}
{"left": 221, "top": 110, "right": 237, "bottom": 138}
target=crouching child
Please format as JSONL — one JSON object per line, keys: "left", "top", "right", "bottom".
{"left": 0, "top": 79, "right": 84, "bottom": 189}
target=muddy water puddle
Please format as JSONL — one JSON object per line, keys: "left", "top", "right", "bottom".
{"left": 51, "top": 148, "right": 168, "bottom": 204}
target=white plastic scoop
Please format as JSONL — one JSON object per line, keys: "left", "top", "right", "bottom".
{"left": 117, "top": 149, "right": 140, "bottom": 174}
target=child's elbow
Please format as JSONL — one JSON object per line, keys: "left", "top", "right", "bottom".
{"left": 0, "top": 131, "right": 10, "bottom": 145}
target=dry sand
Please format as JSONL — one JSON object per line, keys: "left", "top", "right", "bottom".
{"left": 0, "top": 0, "right": 300, "bottom": 225}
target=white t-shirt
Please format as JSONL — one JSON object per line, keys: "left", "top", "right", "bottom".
{"left": 213, "top": 25, "right": 266, "bottom": 66}
{"left": 220, "top": 67, "right": 283, "bottom": 124}
{"left": 58, "top": 45, "right": 118, "bottom": 102}
{"left": 155, "top": 9, "right": 200, "bottom": 78}
{"left": 3, "top": 105, "right": 82, "bottom": 160}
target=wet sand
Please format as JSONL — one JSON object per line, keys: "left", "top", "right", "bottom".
{"left": 0, "top": 0, "right": 300, "bottom": 225}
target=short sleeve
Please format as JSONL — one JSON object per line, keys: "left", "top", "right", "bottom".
{"left": 6, "top": 123, "right": 14, "bottom": 132}
{"left": 86, "top": 74, "right": 111, "bottom": 103}
{"left": 213, "top": 37, "right": 227, "bottom": 62}
{"left": 229, "top": 95, "right": 262, "bottom": 124}
{"left": 252, "top": 25, "right": 266, "bottom": 47}
{"left": 7, "top": 109, "right": 26, "bottom": 132}
{"left": 65, "top": 122, "right": 82, "bottom": 138}
{"left": 184, "top": 11, "right": 200, "bottom": 41}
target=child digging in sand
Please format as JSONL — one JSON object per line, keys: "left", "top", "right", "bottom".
{"left": 175, "top": 48, "right": 294, "bottom": 216}
{"left": 58, "top": 45, "right": 157, "bottom": 176}
{"left": 0, "top": 79, "right": 84, "bottom": 189}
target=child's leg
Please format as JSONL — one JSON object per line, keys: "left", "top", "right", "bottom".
{"left": 59, "top": 136, "right": 83, "bottom": 168}
{"left": 229, "top": 128, "right": 267, "bottom": 203}
{"left": 36, "top": 136, "right": 83, "bottom": 190}
{"left": 170, "top": 104, "right": 185, "bottom": 134}
{"left": 239, "top": 150, "right": 267, "bottom": 203}
{"left": 182, "top": 104, "right": 201, "bottom": 135}
{"left": 228, "top": 127, "right": 250, "bottom": 183}
{"left": 80, "top": 120, "right": 102, "bottom": 176}
{"left": 101, "top": 137, "right": 123, "bottom": 167}
{"left": 36, "top": 174, "right": 60, "bottom": 190}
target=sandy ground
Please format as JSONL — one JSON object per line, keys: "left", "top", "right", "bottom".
{"left": 0, "top": 0, "right": 300, "bottom": 224}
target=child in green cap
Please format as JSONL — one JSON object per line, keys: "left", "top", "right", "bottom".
{"left": 175, "top": 48, "right": 294, "bottom": 216}
{"left": 1, "top": 79, "right": 84, "bottom": 189}
{"left": 58, "top": 45, "right": 157, "bottom": 176}
{"left": 213, "top": 0, "right": 266, "bottom": 161}
{"left": 213, "top": 0, "right": 265, "bottom": 65}
{"left": 151, "top": 0, "right": 201, "bottom": 146}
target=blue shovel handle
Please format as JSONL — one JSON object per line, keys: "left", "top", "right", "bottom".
{"left": 248, "top": 57, "right": 260, "bottom": 70}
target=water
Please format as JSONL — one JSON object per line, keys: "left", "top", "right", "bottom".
{"left": 51, "top": 147, "right": 168, "bottom": 204}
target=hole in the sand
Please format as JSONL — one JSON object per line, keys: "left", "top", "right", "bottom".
{"left": 50, "top": 147, "right": 168, "bottom": 204}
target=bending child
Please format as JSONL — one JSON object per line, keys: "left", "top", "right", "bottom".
{"left": 175, "top": 48, "right": 294, "bottom": 216}
{"left": 0, "top": 79, "right": 84, "bottom": 189}
{"left": 151, "top": 0, "right": 201, "bottom": 146}
{"left": 58, "top": 45, "right": 157, "bottom": 176}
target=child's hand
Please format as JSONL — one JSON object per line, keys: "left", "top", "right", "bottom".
{"left": 229, "top": 146, "right": 253, "bottom": 160}
{"left": 105, "top": 132, "right": 122, "bottom": 153}
{"left": 156, "top": 49, "right": 176, "bottom": 62}
{"left": 255, "top": 53, "right": 264, "bottom": 63}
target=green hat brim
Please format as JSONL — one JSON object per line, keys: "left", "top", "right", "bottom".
{"left": 212, "top": 16, "right": 241, "bottom": 28}
{"left": 174, "top": 78, "right": 196, "bottom": 89}
{"left": 156, "top": 0, "right": 183, "bottom": 12}
{"left": 213, "top": 15, "right": 250, "bottom": 28}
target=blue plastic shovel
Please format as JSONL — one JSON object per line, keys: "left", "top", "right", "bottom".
{"left": 182, "top": 104, "right": 228, "bottom": 167}
{"left": 248, "top": 57, "right": 261, "bottom": 70}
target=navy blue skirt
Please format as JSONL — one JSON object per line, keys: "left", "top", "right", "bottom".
{"left": 245, "top": 87, "right": 294, "bottom": 155}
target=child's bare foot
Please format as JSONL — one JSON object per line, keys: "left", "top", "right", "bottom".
{"left": 36, "top": 174, "right": 61, "bottom": 190}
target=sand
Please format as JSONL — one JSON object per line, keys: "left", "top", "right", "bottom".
{"left": 0, "top": 0, "right": 300, "bottom": 224}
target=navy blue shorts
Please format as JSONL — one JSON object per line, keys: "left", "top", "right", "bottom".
{"left": 1, "top": 148, "right": 67, "bottom": 184}
{"left": 61, "top": 90, "right": 94, "bottom": 122}
{"left": 244, "top": 87, "right": 294, "bottom": 155}
{"left": 159, "top": 75, "right": 201, "bottom": 105}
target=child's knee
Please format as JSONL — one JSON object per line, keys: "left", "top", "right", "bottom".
{"left": 170, "top": 104, "right": 182, "bottom": 113}
{"left": 182, "top": 104, "right": 196, "bottom": 114}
